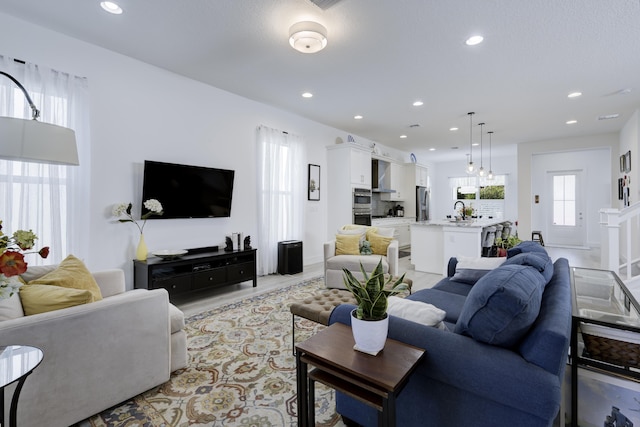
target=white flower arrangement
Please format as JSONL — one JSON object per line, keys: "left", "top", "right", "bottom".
{"left": 113, "top": 199, "right": 163, "bottom": 234}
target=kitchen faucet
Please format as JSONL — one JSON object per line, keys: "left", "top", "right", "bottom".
{"left": 454, "top": 201, "right": 466, "bottom": 220}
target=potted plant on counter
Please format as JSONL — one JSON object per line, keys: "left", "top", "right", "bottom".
{"left": 342, "top": 260, "right": 407, "bottom": 354}
{"left": 494, "top": 235, "right": 522, "bottom": 257}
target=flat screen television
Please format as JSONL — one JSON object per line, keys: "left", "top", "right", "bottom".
{"left": 141, "top": 160, "right": 235, "bottom": 219}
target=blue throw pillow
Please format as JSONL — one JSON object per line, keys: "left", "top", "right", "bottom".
{"left": 507, "top": 241, "right": 548, "bottom": 258}
{"left": 503, "top": 252, "right": 554, "bottom": 283}
{"left": 454, "top": 264, "right": 546, "bottom": 348}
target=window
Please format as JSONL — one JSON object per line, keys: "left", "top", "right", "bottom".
{"left": 553, "top": 175, "right": 576, "bottom": 226}
{"left": 0, "top": 56, "right": 89, "bottom": 264}
{"left": 450, "top": 175, "right": 506, "bottom": 218}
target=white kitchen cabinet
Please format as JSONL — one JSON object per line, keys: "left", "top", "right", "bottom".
{"left": 326, "top": 144, "right": 372, "bottom": 237}
{"left": 397, "top": 223, "right": 411, "bottom": 247}
{"left": 415, "top": 164, "right": 429, "bottom": 187}
{"left": 350, "top": 147, "right": 372, "bottom": 187}
{"left": 380, "top": 162, "right": 405, "bottom": 201}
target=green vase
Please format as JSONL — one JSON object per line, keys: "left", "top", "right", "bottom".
{"left": 136, "top": 234, "right": 148, "bottom": 261}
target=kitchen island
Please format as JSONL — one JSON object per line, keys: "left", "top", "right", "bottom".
{"left": 411, "top": 218, "right": 509, "bottom": 275}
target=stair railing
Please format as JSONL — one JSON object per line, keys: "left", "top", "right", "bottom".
{"left": 600, "top": 201, "right": 640, "bottom": 280}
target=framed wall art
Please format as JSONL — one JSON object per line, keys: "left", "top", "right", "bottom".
{"left": 625, "top": 150, "right": 631, "bottom": 172}
{"left": 308, "top": 164, "right": 320, "bottom": 201}
{"left": 620, "top": 154, "right": 626, "bottom": 173}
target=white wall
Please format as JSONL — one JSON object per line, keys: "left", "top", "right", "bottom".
{"left": 0, "top": 12, "right": 363, "bottom": 287}
{"left": 518, "top": 133, "right": 619, "bottom": 242}
{"left": 531, "top": 148, "right": 611, "bottom": 247}
{"left": 620, "top": 109, "right": 639, "bottom": 205}
{"left": 430, "top": 153, "right": 518, "bottom": 223}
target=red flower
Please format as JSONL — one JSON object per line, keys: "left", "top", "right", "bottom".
{"left": 38, "top": 246, "right": 50, "bottom": 259}
{"left": 0, "top": 251, "right": 27, "bottom": 277}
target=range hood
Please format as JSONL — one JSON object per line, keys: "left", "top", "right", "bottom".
{"left": 371, "top": 159, "right": 397, "bottom": 193}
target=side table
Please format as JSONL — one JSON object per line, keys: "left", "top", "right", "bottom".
{"left": 295, "top": 322, "right": 425, "bottom": 427}
{"left": 0, "top": 345, "right": 43, "bottom": 427}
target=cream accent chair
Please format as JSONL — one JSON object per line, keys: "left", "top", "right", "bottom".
{"left": 0, "top": 267, "right": 187, "bottom": 427}
{"left": 324, "top": 225, "right": 399, "bottom": 290}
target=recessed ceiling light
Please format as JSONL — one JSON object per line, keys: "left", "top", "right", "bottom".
{"left": 465, "top": 35, "right": 484, "bottom": 46}
{"left": 100, "top": 1, "right": 123, "bottom": 14}
{"left": 566, "top": 120, "right": 578, "bottom": 125}
{"left": 354, "top": 115, "right": 363, "bottom": 120}
{"left": 301, "top": 92, "right": 313, "bottom": 98}
{"left": 429, "top": 148, "right": 436, "bottom": 151}
{"left": 472, "top": 143, "right": 479, "bottom": 146}
{"left": 449, "top": 127, "right": 459, "bottom": 131}
{"left": 400, "top": 135, "right": 408, "bottom": 139}
{"left": 568, "top": 92, "right": 582, "bottom": 98}
{"left": 413, "top": 101, "right": 424, "bottom": 107}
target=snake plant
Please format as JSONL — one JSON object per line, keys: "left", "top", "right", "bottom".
{"left": 343, "top": 259, "right": 407, "bottom": 321}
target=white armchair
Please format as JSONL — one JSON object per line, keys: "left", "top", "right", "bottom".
{"left": 0, "top": 266, "right": 187, "bottom": 427}
{"left": 324, "top": 237, "right": 399, "bottom": 290}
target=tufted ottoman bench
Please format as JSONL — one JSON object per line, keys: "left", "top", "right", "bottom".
{"left": 290, "top": 277, "right": 412, "bottom": 352}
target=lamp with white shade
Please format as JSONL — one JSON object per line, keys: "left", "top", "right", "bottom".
{"left": 0, "top": 71, "right": 78, "bottom": 165}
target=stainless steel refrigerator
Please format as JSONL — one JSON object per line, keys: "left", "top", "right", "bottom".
{"left": 416, "top": 186, "right": 429, "bottom": 221}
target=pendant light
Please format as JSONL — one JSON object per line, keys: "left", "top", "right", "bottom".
{"left": 478, "top": 122, "right": 485, "bottom": 177}
{"left": 487, "top": 131, "right": 494, "bottom": 180}
{"left": 466, "top": 112, "right": 476, "bottom": 174}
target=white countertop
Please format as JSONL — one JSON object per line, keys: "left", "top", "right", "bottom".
{"left": 413, "top": 218, "right": 510, "bottom": 228}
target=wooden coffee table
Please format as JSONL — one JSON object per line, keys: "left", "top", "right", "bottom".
{"left": 295, "top": 322, "right": 425, "bottom": 427}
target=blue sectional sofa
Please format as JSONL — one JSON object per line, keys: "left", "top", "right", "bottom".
{"left": 329, "top": 241, "right": 572, "bottom": 427}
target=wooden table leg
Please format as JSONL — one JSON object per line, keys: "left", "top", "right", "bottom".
{"left": 296, "top": 351, "right": 308, "bottom": 427}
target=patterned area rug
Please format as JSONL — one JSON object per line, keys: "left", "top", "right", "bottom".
{"left": 87, "top": 277, "right": 344, "bottom": 427}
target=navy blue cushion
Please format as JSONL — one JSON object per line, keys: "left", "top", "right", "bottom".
{"left": 454, "top": 264, "right": 546, "bottom": 348}
{"left": 507, "top": 240, "right": 548, "bottom": 258}
{"left": 503, "top": 252, "right": 554, "bottom": 283}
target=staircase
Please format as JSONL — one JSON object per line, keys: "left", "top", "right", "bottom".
{"left": 600, "top": 201, "right": 640, "bottom": 282}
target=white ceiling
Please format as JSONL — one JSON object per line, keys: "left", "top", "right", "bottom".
{"left": 2, "top": 0, "right": 639, "bottom": 162}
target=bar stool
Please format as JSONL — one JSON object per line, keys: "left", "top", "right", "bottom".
{"left": 482, "top": 226, "right": 496, "bottom": 257}
{"left": 501, "top": 222, "right": 512, "bottom": 239}
{"left": 531, "top": 230, "right": 545, "bottom": 246}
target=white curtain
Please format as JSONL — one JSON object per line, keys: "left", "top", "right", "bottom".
{"left": 256, "top": 125, "right": 306, "bottom": 276}
{"left": 0, "top": 55, "right": 91, "bottom": 264}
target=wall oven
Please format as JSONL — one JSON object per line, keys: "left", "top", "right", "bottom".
{"left": 352, "top": 188, "right": 372, "bottom": 226}
{"left": 353, "top": 209, "right": 372, "bottom": 226}
{"left": 353, "top": 188, "right": 372, "bottom": 209}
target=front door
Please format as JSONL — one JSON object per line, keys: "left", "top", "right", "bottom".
{"left": 546, "top": 170, "right": 585, "bottom": 246}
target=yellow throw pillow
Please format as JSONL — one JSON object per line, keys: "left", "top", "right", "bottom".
{"left": 19, "top": 284, "right": 95, "bottom": 316}
{"left": 28, "top": 255, "right": 103, "bottom": 301}
{"left": 335, "top": 234, "right": 361, "bottom": 255}
{"left": 368, "top": 232, "right": 393, "bottom": 255}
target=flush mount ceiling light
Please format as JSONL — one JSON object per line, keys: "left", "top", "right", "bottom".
{"left": 289, "top": 21, "right": 328, "bottom": 53}
{"left": 100, "top": 1, "right": 123, "bottom": 14}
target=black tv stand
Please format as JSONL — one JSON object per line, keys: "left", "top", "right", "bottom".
{"left": 133, "top": 247, "right": 257, "bottom": 298}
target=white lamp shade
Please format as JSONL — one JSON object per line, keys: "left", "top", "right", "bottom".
{"left": 289, "top": 21, "right": 328, "bottom": 53}
{"left": 0, "top": 116, "right": 78, "bottom": 165}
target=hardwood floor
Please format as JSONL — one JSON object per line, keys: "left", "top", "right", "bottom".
{"left": 174, "top": 245, "right": 600, "bottom": 317}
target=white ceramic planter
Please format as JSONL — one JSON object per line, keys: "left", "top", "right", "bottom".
{"left": 350, "top": 309, "right": 389, "bottom": 354}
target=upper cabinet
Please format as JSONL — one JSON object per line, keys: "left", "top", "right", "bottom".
{"left": 416, "top": 165, "right": 429, "bottom": 187}
{"left": 350, "top": 147, "right": 372, "bottom": 187}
